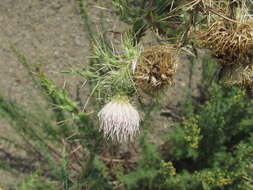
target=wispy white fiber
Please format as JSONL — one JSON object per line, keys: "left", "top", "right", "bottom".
{"left": 98, "top": 98, "right": 140, "bottom": 143}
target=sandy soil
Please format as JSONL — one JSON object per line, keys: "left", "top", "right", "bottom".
{"left": 0, "top": 0, "right": 90, "bottom": 101}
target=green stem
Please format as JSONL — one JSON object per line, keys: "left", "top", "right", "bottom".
{"left": 81, "top": 152, "right": 95, "bottom": 178}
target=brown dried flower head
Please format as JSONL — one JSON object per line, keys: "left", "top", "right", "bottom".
{"left": 133, "top": 45, "right": 179, "bottom": 89}
{"left": 198, "top": 19, "right": 253, "bottom": 65}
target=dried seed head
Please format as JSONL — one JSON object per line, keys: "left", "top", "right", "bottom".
{"left": 134, "top": 45, "right": 179, "bottom": 89}
{"left": 98, "top": 97, "right": 140, "bottom": 143}
{"left": 198, "top": 19, "right": 253, "bottom": 65}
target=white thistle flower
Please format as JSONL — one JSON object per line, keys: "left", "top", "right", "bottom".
{"left": 98, "top": 97, "right": 140, "bottom": 143}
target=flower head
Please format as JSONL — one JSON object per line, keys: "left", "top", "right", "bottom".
{"left": 198, "top": 19, "right": 253, "bottom": 65}
{"left": 98, "top": 96, "right": 140, "bottom": 143}
{"left": 134, "top": 45, "right": 179, "bottom": 90}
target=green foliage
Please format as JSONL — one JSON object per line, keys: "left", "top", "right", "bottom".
{"left": 20, "top": 172, "right": 57, "bottom": 190}
{"left": 112, "top": 0, "right": 187, "bottom": 42}
{"left": 1, "top": 1, "right": 253, "bottom": 190}
{"left": 3, "top": 50, "right": 251, "bottom": 190}
{"left": 118, "top": 83, "right": 253, "bottom": 190}
{"left": 201, "top": 55, "right": 220, "bottom": 89}
{"left": 88, "top": 35, "right": 140, "bottom": 100}
{"left": 119, "top": 132, "right": 161, "bottom": 189}
{"left": 0, "top": 49, "right": 107, "bottom": 189}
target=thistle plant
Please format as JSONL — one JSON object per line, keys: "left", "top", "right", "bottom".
{"left": 81, "top": 35, "right": 142, "bottom": 142}
{"left": 84, "top": 34, "right": 181, "bottom": 142}
{"left": 98, "top": 96, "right": 140, "bottom": 143}
{"left": 83, "top": 0, "right": 253, "bottom": 143}
{"left": 1, "top": 0, "right": 253, "bottom": 189}
{"left": 192, "top": 0, "right": 253, "bottom": 90}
